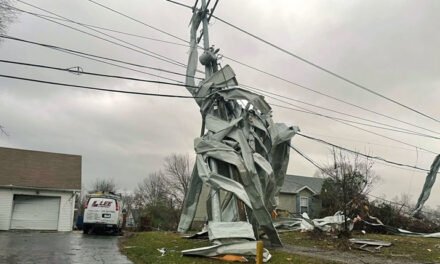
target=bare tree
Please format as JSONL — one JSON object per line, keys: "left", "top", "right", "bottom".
{"left": 319, "top": 150, "right": 378, "bottom": 219}
{"left": 163, "top": 153, "right": 192, "bottom": 209}
{"left": 134, "top": 171, "right": 168, "bottom": 208}
{"left": 134, "top": 171, "right": 180, "bottom": 230}
{"left": 0, "top": 0, "right": 16, "bottom": 37}
{"left": 89, "top": 178, "right": 117, "bottom": 193}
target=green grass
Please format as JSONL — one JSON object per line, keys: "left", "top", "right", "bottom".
{"left": 120, "top": 231, "right": 338, "bottom": 264}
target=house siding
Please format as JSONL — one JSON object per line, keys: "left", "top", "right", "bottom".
{"left": 278, "top": 193, "right": 295, "bottom": 213}
{"left": 0, "top": 187, "right": 76, "bottom": 231}
{"left": 0, "top": 189, "right": 13, "bottom": 230}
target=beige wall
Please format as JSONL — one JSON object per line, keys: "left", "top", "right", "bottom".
{"left": 278, "top": 193, "right": 296, "bottom": 212}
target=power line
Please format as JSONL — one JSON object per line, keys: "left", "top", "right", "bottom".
{"left": 243, "top": 84, "right": 440, "bottom": 140}
{"left": 88, "top": 0, "right": 188, "bottom": 43}
{"left": 290, "top": 146, "right": 437, "bottom": 217}
{"left": 4, "top": 36, "right": 437, "bottom": 156}
{"left": 212, "top": 14, "right": 440, "bottom": 124}
{"left": 269, "top": 102, "right": 439, "bottom": 140}
{"left": 12, "top": 9, "right": 190, "bottom": 47}
{"left": 5, "top": 33, "right": 438, "bottom": 146}
{"left": 5, "top": 43, "right": 436, "bottom": 156}
{"left": 7, "top": 3, "right": 438, "bottom": 153}
{"left": 0, "top": 59, "right": 204, "bottom": 91}
{"left": 0, "top": 74, "right": 202, "bottom": 99}
{"left": 11, "top": 2, "right": 188, "bottom": 69}
{"left": 0, "top": 35, "right": 203, "bottom": 81}
{"left": 224, "top": 56, "right": 440, "bottom": 136}
{"left": 303, "top": 132, "right": 420, "bottom": 153}
{"left": 289, "top": 145, "right": 331, "bottom": 176}
{"left": 86, "top": 0, "right": 440, "bottom": 136}
{"left": 295, "top": 133, "right": 435, "bottom": 172}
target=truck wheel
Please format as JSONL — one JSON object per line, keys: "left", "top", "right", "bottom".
{"left": 83, "top": 226, "right": 89, "bottom": 234}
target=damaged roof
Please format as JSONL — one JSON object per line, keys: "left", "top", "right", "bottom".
{"left": 281, "top": 175, "right": 324, "bottom": 195}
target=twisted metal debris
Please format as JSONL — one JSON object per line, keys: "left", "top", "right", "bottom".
{"left": 177, "top": 2, "right": 299, "bottom": 250}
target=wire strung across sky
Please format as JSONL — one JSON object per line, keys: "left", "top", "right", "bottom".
{"left": 2, "top": 59, "right": 437, "bottom": 174}
{"left": 20, "top": 11, "right": 191, "bottom": 47}
{"left": 0, "top": 35, "right": 203, "bottom": 82}
{"left": 83, "top": 0, "right": 440, "bottom": 135}
{"left": 0, "top": 74, "right": 202, "bottom": 99}
{"left": 3, "top": 33, "right": 437, "bottom": 140}
{"left": 242, "top": 84, "right": 440, "bottom": 140}
{"left": 295, "top": 133, "right": 436, "bottom": 172}
{"left": 289, "top": 144, "right": 439, "bottom": 217}
{"left": 210, "top": 14, "right": 440, "bottom": 124}
{"left": 269, "top": 103, "right": 440, "bottom": 142}
{"left": 12, "top": 1, "right": 439, "bottom": 138}
{"left": 7, "top": 1, "right": 440, "bottom": 157}
{"left": 3, "top": 45, "right": 438, "bottom": 149}
{"left": 224, "top": 56, "right": 440, "bottom": 137}
{"left": 11, "top": 2, "right": 188, "bottom": 69}
{"left": 0, "top": 59, "right": 203, "bottom": 90}
{"left": 4, "top": 34, "right": 439, "bottom": 156}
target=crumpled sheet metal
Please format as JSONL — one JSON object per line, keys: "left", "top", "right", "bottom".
{"left": 274, "top": 212, "right": 353, "bottom": 233}
{"left": 412, "top": 154, "right": 440, "bottom": 216}
{"left": 178, "top": 64, "right": 299, "bottom": 247}
{"left": 179, "top": 7, "right": 300, "bottom": 257}
{"left": 182, "top": 241, "right": 272, "bottom": 262}
{"left": 208, "top": 221, "right": 255, "bottom": 241}
{"left": 312, "top": 211, "right": 353, "bottom": 232}
{"left": 349, "top": 239, "right": 392, "bottom": 252}
{"left": 273, "top": 218, "right": 314, "bottom": 232}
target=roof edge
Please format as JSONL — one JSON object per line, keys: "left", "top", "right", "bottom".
{"left": 0, "top": 184, "right": 80, "bottom": 192}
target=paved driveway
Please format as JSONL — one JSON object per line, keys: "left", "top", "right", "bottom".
{"left": 0, "top": 231, "right": 132, "bottom": 264}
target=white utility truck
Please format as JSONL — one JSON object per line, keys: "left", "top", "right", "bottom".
{"left": 83, "top": 192, "right": 123, "bottom": 234}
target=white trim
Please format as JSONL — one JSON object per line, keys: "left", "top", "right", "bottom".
{"left": 0, "top": 185, "right": 80, "bottom": 193}
{"left": 295, "top": 186, "right": 317, "bottom": 195}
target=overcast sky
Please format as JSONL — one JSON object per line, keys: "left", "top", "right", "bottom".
{"left": 1, "top": 0, "right": 439, "bottom": 210}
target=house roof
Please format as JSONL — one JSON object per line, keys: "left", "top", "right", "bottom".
{"left": 280, "top": 174, "right": 324, "bottom": 195}
{"left": 0, "top": 147, "right": 81, "bottom": 190}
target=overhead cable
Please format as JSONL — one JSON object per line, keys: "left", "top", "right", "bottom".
{"left": 212, "top": 14, "right": 440, "bottom": 124}
{"left": 87, "top": 0, "right": 440, "bottom": 135}
{"left": 242, "top": 84, "right": 440, "bottom": 140}
{"left": 225, "top": 56, "right": 440, "bottom": 136}
{"left": 296, "top": 133, "right": 435, "bottom": 172}
{"left": 0, "top": 74, "right": 202, "bottom": 98}
{"left": 0, "top": 35, "right": 202, "bottom": 81}
{"left": 0, "top": 59, "right": 200, "bottom": 90}
{"left": 88, "top": 0, "right": 188, "bottom": 43}
{"left": 12, "top": 2, "right": 187, "bottom": 69}
{"left": 12, "top": 9, "right": 190, "bottom": 47}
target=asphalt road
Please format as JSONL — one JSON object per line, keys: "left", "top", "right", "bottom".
{"left": 0, "top": 231, "right": 132, "bottom": 264}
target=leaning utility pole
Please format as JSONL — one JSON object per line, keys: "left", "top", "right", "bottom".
{"left": 199, "top": 0, "right": 221, "bottom": 222}
{"left": 174, "top": 0, "right": 299, "bottom": 252}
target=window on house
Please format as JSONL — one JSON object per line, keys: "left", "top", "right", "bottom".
{"left": 300, "top": 196, "right": 308, "bottom": 214}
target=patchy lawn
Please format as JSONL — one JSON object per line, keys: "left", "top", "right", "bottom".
{"left": 279, "top": 231, "right": 440, "bottom": 263}
{"left": 120, "top": 231, "right": 339, "bottom": 263}
{"left": 120, "top": 231, "right": 440, "bottom": 263}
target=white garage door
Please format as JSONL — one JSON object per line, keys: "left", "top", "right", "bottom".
{"left": 10, "top": 195, "right": 60, "bottom": 230}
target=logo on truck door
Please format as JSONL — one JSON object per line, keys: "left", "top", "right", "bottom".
{"left": 91, "top": 200, "right": 113, "bottom": 207}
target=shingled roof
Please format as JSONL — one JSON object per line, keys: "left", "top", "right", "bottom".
{"left": 0, "top": 147, "right": 81, "bottom": 190}
{"left": 280, "top": 175, "right": 324, "bottom": 194}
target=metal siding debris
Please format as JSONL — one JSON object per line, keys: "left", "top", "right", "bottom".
{"left": 412, "top": 154, "right": 440, "bottom": 216}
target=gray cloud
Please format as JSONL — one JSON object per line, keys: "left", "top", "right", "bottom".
{"left": 1, "top": 0, "right": 439, "bottom": 208}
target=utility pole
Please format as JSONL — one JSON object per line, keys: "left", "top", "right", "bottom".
{"left": 199, "top": 0, "right": 221, "bottom": 222}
